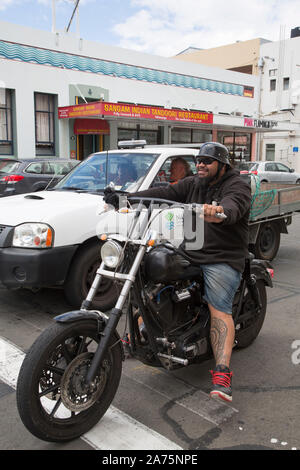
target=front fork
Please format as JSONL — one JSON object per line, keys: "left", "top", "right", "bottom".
{"left": 84, "top": 244, "right": 147, "bottom": 385}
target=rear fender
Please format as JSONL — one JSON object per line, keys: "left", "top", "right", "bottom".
{"left": 250, "top": 259, "right": 273, "bottom": 287}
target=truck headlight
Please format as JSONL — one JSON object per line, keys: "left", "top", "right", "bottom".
{"left": 13, "top": 223, "right": 54, "bottom": 248}
{"left": 101, "top": 240, "right": 123, "bottom": 268}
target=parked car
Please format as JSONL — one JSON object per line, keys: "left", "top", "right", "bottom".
{"left": 0, "top": 158, "right": 79, "bottom": 197}
{"left": 238, "top": 160, "right": 300, "bottom": 184}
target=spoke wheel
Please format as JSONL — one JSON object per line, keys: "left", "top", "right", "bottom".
{"left": 17, "top": 320, "right": 122, "bottom": 442}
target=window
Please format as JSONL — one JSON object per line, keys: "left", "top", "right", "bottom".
{"left": 265, "top": 163, "right": 277, "bottom": 172}
{"left": 269, "top": 69, "right": 277, "bottom": 77}
{"left": 25, "top": 162, "right": 43, "bottom": 174}
{"left": 152, "top": 156, "right": 197, "bottom": 186}
{"left": 270, "top": 79, "right": 276, "bottom": 92}
{"left": 43, "top": 161, "right": 77, "bottom": 175}
{"left": 218, "top": 131, "right": 251, "bottom": 163}
{"left": 276, "top": 163, "right": 290, "bottom": 172}
{"left": 266, "top": 143, "right": 275, "bottom": 161}
{"left": 171, "top": 127, "right": 212, "bottom": 144}
{"left": 283, "top": 77, "right": 290, "bottom": 91}
{"left": 35, "top": 93, "right": 55, "bottom": 155}
{"left": 0, "top": 89, "right": 13, "bottom": 155}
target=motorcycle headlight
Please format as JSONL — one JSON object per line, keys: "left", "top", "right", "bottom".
{"left": 101, "top": 240, "right": 124, "bottom": 268}
{"left": 13, "top": 223, "right": 54, "bottom": 248}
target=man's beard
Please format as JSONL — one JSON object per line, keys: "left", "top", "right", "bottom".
{"left": 198, "top": 172, "right": 216, "bottom": 186}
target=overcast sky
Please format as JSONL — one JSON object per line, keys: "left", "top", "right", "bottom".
{"left": 0, "top": 0, "right": 299, "bottom": 56}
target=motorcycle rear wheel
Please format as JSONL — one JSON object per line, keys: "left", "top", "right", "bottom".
{"left": 234, "top": 280, "right": 267, "bottom": 348}
{"left": 16, "top": 320, "right": 122, "bottom": 442}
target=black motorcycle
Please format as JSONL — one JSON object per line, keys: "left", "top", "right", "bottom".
{"left": 16, "top": 197, "right": 273, "bottom": 442}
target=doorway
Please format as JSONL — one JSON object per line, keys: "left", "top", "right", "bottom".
{"left": 78, "top": 134, "right": 103, "bottom": 160}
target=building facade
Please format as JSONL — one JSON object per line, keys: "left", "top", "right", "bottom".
{"left": 259, "top": 35, "right": 300, "bottom": 169}
{"left": 0, "top": 21, "right": 294, "bottom": 163}
{"left": 175, "top": 33, "right": 300, "bottom": 172}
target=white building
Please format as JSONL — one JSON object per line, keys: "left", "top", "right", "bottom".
{"left": 259, "top": 34, "right": 300, "bottom": 170}
{"left": 0, "top": 20, "right": 294, "bottom": 163}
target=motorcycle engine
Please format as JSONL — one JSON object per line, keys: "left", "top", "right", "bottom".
{"left": 145, "top": 281, "right": 200, "bottom": 332}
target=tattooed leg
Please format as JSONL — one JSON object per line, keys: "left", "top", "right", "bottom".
{"left": 209, "top": 304, "right": 235, "bottom": 368}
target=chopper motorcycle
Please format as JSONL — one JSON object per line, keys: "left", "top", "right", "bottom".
{"left": 16, "top": 195, "right": 273, "bottom": 442}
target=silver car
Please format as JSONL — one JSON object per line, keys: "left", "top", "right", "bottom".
{"left": 239, "top": 161, "right": 300, "bottom": 184}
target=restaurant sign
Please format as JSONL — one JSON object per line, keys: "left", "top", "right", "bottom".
{"left": 58, "top": 101, "right": 213, "bottom": 124}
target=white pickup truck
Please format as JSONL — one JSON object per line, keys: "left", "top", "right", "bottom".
{"left": 0, "top": 145, "right": 200, "bottom": 310}
{"left": 1, "top": 143, "right": 299, "bottom": 310}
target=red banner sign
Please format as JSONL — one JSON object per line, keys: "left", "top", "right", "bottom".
{"left": 58, "top": 102, "right": 103, "bottom": 119}
{"left": 58, "top": 101, "right": 213, "bottom": 124}
{"left": 74, "top": 118, "right": 109, "bottom": 135}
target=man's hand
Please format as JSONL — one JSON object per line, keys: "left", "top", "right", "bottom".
{"left": 202, "top": 203, "right": 225, "bottom": 223}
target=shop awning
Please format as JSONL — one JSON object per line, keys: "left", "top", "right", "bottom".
{"left": 58, "top": 101, "right": 214, "bottom": 125}
{"left": 58, "top": 100, "right": 299, "bottom": 133}
{"left": 74, "top": 118, "right": 110, "bottom": 135}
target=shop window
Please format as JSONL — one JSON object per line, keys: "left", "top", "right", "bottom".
{"left": 0, "top": 88, "right": 13, "bottom": 155}
{"left": 283, "top": 77, "right": 290, "bottom": 91}
{"left": 270, "top": 79, "right": 276, "bottom": 92}
{"left": 218, "top": 131, "right": 251, "bottom": 164}
{"left": 35, "top": 93, "right": 55, "bottom": 156}
{"left": 192, "top": 129, "right": 212, "bottom": 143}
{"left": 118, "top": 124, "right": 160, "bottom": 145}
{"left": 171, "top": 128, "right": 192, "bottom": 144}
{"left": 171, "top": 127, "right": 212, "bottom": 144}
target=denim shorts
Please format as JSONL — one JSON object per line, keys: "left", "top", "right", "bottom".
{"left": 200, "top": 263, "right": 242, "bottom": 315}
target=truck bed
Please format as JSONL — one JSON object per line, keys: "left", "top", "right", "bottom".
{"left": 250, "top": 182, "right": 300, "bottom": 222}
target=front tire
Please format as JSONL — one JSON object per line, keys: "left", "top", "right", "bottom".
{"left": 16, "top": 320, "right": 122, "bottom": 442}
{"left": 64, "top": 242, "right": 120, "bottom": 309}
{"left": 234, "top": 280, "right": 267, "bottom": 348}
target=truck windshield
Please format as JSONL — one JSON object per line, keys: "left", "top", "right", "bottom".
{"left": 54, "top": 152, "right": 159, "bottom": 192}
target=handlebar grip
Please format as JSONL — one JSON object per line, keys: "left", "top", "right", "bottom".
{"left": 214, "top": 212, "right": 227, "bottom": 220}
{"left": 192, "top": 203, "right": 227, "bottom": 220}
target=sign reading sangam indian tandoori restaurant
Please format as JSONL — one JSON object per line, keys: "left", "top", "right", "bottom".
{"left": 58, "top": 101, "right": 213, "bottom": 124}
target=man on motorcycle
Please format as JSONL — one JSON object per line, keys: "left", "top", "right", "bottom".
{"left": 104, "top": 142, "right": 251, "bottom": 403}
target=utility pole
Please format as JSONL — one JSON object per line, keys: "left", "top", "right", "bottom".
{"left": 52, "top": 0, "right": 80, "bottom": 36}
{"left": 66, "top": 0, "right": 80, "bottom": 34}
{"left": 52, "top": 0, "right": 56, "bottom": 33}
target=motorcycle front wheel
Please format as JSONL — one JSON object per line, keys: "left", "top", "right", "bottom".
{"left": 16, "top": 320, "right": 122, "bottom": 442}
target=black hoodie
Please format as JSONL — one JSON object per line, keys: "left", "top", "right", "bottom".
{"left": 131, "top": 168, "right": 252, "bottom": 272}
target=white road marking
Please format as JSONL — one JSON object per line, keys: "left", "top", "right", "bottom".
{"left": 0, "top": 336, "right": 182, "bottom": 450}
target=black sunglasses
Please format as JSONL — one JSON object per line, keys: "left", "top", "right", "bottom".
{"left": 196, "top": 157, "right": 216, "bottom": 165}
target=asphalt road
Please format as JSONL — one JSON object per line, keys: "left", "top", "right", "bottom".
{"left": 0, "top": 214, "right": 300, "bottom": 451}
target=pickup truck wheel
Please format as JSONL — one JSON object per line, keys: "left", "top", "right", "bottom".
{"left": 64, "top": 243, "right": 119, "bottom": 310}
{"left": 253, "top": 222, "right": 280, "bottom": 260}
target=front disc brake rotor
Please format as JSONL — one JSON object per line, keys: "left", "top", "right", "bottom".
{"left": 60, "top": 352, "right": 108, "bottom": 412}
